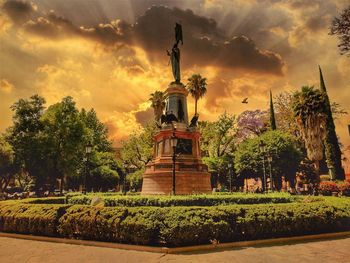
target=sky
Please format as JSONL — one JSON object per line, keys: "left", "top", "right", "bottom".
{"left": 0, "top": 0, "right": 349, "bottom": 156}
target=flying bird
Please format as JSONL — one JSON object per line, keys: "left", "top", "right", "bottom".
{"left": 242, "top": 98, "right": 248, "bottom": 104}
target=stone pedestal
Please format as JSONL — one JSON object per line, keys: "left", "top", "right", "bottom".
{"left": 141, "top": 83, "right": 211, "bottom": 195}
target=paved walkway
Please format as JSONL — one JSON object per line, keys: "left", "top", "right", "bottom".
{"left": 1, "top": 236, "right": 350, "bottom": 263}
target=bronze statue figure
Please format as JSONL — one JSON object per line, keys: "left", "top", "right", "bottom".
{"left": 175, "top": 22, "right": 183, "bottom": 45}
{"left": 167, "top": 23, "right": 183, "bottom": 83}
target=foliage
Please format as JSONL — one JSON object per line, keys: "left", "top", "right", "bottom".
{"left": 126, "top": 169, "right": 144, "bottom": 192}
{"left": 297, "top": 159, "right": 318, "bottom": 184}
{"left": 88, "top": 152, "right": 120, "bottom": 191}
{"left": 66, "top": 192, "right": 296, "bottom": 207}
{"left": 6, "top": 95, "right": 48, "bottom": 191}
{"left": 120, "top": 123, "right": 156, "bottom": 170}
{"left": 234, "top": 130, "right": 302, "bottom": 185}
{"left": 292, "top": 86, "right": 327, "bottom": 170}
{"left": 149, "top": 91, "right": 166, "bottom": 121}
{"left": 6, "top": 95, "right": 117, "bottom": 192}
{"left": 319, "top": 67, "right": 345, "bottom": 180}
{"left": 1, "top": 197, "right": 350, "bottom": 246}
{"left": 199, "top": 113, "right": 237, "bottom": 186}
{"left": 0, "top": 203, "right": 69, "bottom": 236}
{"left": 41, "top": 96, "right": 86, "bottom": 188}
{"left": 236, "top": 110, "right": 267, "bottom": 141}
{"left": 338, "top": 181, "right": 350, "bottom": 196}
{"left": 330, "top": 5, "right": 350, "bottom": 55}
{"left": 319, "top": 181, "right": 339, "bottom": 195}
{"left": 0, "top": 135, "right": 17, "bottom": 191}
{"left": 269, "top": 90, "right": 277, "bottom": 130}
{"left": 58, "top": 205, "right": 161, "bottom": 244}
{"left": 186, "top": 74, "right": 207, "bottom": 115}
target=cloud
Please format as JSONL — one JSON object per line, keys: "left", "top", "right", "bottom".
{"left": 2, "top": 0, "right": 36, "bottom": 24}
{"left": 2, "top": 3, "right": 285, "bottom": 76}
{"left": 135, "top": 107, "right": 154, "bottom": 127}
{"left": 23, "top": 11, "right": 80, "bottom": 39}
{"left": 0, "top": 79, "right": 13, "bottom": 93}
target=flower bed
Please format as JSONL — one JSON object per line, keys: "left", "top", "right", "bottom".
{"left": 319, "top": 181, "right": 339, "bottom": 196}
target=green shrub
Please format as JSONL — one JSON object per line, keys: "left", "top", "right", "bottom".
{"left": 0, "top": 203, "right": 69, "bottom": 236}
{"left": 67, "top": 193, "right": 298, "bottom": 207}
{"left": 25, "top": 197, "right": 66, "bottom": 204}
{"left": 58, "top": 205, "right": 162, "bottom": 245}
{"left": 1, "top": 197, "right": 349, "bottom": 247}
{"left": 159, "top": 200, "right": 350, "bottom": 246}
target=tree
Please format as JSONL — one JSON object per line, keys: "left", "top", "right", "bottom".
{"left": 292, "top": 86, "right": 328, "bottom": 175}
{"left": 7, "top": 95, "right": 48, "bottom": 191}
{"left": 319, "top": 66, "right": 345, "bottom": 180}
{"left": 186, "top": 74, "right": 207, "bottom": 116}
{"left": 199, "top": 113, "right": 237, "bottom": 187}
{"left": 269, "top": 90, "right": 277, "bottom": 130}
{"left": 297, "top": 159, "right": 318, "bottom": 185}
{"left": 88, "top": 152, "right": 120, "bottom": 191}
{"left": 80, "top": 108, "right": 112, "bottom": 152}
{"left": 0, "top": 135, "right": 17, "bottom": 192}
{"left": 234, "top": 130, "right": 302, "bottom": 189}
{"left": 275, "top": 91, "right": 346, "bottom": 140}
{"left": 236, "top": 110, "right": 267, "bottom": 141}
{"left": 330, "top": 5, "right": 350, "bottom": 55}
{"left": 41, "top": 96, "right": 86, "bottom": 191}
{"left": 120, "top": 123, "right": 156, "bottom": 170}
{"left": 149, "top": 91, "right": 166, "bottom": 122}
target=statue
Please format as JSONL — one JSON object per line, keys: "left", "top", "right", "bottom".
{"left": 167, "top": 23, "right": 183, "bottom": 83}
{"left": 167, "top": 43, "right": 180, "bottom": 83}
{"left": 175, "top": 22, "right": 183, "bottom": 45}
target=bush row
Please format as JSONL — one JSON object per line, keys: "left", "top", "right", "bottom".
{"left": 1, "top": 198, "right": 349, "bottom": 246}
{"left": 0, "top": 202, "right": 69, "bottom": 236}
{"left": 66, "top": 193, "right": 298, "bottom": 207}
{"left": 319, "top": 181, "right": 350, "bottom": 196}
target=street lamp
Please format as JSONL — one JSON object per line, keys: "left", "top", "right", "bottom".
{"left": 259, "top": 140, "right": 267, "bottom": 193}
{"left": 267, "top": 153, "right": 273, "bottom": 192}
{"left": 83, "top": 141, "right": 93, "bottom": 194}
{"left": 170, "top": 132, "right": 178, "bottom": 195}
{"left": 228, "top": 162, "right": 233, "bottom": 192}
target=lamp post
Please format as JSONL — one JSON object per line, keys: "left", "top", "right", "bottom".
{"left": 259, "top": 140, "right": 267, "bottom": 193}
{"left": 228, "top": 162, "right": 233, "bottom": 192}
{"left": 267, "top": 153, "right": 273, "bottom": 192}
{"left": 83, "top": 141, "right": 92, "bottom": 194}
{"left": 170, "top": 132, "right": 178, "bottom": 195}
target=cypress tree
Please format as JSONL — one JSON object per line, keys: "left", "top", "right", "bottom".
{"left": 319, "top": 66, "right": 345, "bottom": 180}
{"left": 270, "top": 90, "right": 277, "bottom": 130}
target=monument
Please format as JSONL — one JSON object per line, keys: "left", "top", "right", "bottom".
{"left": 141, "top": 23, "right": 212, "bottom": 195}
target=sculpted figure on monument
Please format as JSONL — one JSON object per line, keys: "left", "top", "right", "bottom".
{"left": 167, "top": 23, "right": 183, "bottom": 83}
{"left": 167, "top": 44, "right": 181, "bottom": 83}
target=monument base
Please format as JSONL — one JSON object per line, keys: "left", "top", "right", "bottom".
{"left": 142, "top": 171, "right": 211, "bottom": 195}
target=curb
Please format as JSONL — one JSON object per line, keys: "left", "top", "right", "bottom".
{"left": 1, "top": 231, "right": 350, "bottom": 254}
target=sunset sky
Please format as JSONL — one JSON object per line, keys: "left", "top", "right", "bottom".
{"left": 0, "top": 0, "right": 349, "bottom": 153}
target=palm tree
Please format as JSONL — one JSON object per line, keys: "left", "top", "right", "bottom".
{"left": 149, "top": 91, "right": 166, "bottom": 122}
{"left": 186, "top": 74, "right": 207, "bottom": 116}
{"left": 292, "top": 86, "right": 327, "bottom": 175}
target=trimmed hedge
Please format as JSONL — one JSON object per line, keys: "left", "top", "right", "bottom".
{"left": 66, "top": 193, "right": 299, "bottom": 207}
{"left": 0, "top": 202, "right": 69, "bottom": 236}
{"left": 25, "top": 197, "right": 66, "bottom": 204}
{"left": 1, "top": 198, "right": 349, "bottom": 246}
{"left": 58, "top": 206, "right": 162, "bottom": 245}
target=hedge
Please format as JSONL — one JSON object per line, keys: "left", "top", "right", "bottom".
{"left": 58, "top": 206, "right": 162, "bottom": 245}
{"left": 1, "top": 197, "right": 349, "bottom": 246}
{"left": 0, "top": 202, "right": 69, "bottom": 236}
{"left": 65, "top": 193, "right": 299, "bottom": 207}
